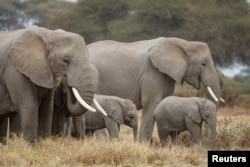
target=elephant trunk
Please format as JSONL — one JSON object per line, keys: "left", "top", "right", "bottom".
{"left": 201, "top": 69, "right": 221, "bottom": 107}
{"left": 65, "top": 86, "right": 94, "bottom": 116}
{"left": 65, "top": 67, "right": 95, "bottom": 116}
{"left": 209, "top": 121, "right": 217, "bottom": 148}
{"left": 65, "top": 66, "right": 107, "bottom": 116}
{"left": 72, "top": 116, "right": 85, "bottom": 139}
{"left": 133, "top": 122, "right": 138, "bottom": 142}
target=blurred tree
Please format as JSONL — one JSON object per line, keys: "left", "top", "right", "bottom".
{"left": 52, "top": 0, "right": 129, "bottom": 43}
{"left": 108, "top": 0, "right": 250, "bottom": 66}
{"left": 108, "top": 0, "right": 187, "bottom": 41}
{"left": 1, "top": 0, "right": 250, "bottom": 67}
{"left": 0, "top": 0, "right": 25, "bottom": 30}
{"left": 23, "top": 0, "right": 74, "bottom": 28}
{"left": 180, "top": 0, "right": 250, "bottom": 67}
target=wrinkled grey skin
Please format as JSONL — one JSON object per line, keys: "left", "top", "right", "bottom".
{"left": 88, "top": 37, "right": 221, "bottom": 142}
{"left": 52, "top": 67, "right": 99, "bottom": 138}
{"left": 0, "top": 26, "right": 95, "bottom": 143}
{"left": 153, "top": 96, "right": 217, "bottom": 147}
{"left": 64, "top": 95, "right": 138, "bottom": 141}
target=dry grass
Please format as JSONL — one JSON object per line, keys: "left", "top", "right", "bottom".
{"left": 1, "top": 107, "right": 250, "bottom": 167}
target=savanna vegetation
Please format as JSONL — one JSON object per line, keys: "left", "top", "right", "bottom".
{"left": 0, "top": 0, "right": 250, "bottom": 166}
{"left": 0, "top": 106, "right": 249, "bottom": 167}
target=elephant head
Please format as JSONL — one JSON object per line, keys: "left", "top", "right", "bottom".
{"left": 148, "top": 38, "right": 222, "bottom": 105}
{"left": 103, "top": 96, "right": 138, "bottom": 141}
{"left": 122, "top": 99, "right": 138, "bottom": 141}
{"left": 185, "top": 97, "right": 217, "bottom": 147}
{"left": 8, "top": 26, "right": 97, "bottom": 115}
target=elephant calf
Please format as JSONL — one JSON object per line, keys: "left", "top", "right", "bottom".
{"left": 65, "top": 95, "right": 138, "bottom": 141}
{"left": 153, "top": 96, "right": 217, "bottom": 147}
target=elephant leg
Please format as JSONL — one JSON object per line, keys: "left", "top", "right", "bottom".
{"left": 85, "top": 129, "right": 94, "bottom": 137}
{"left": 155, "top": 121, "right": 170, "bottom": 147}
{"left": 185, "top": 118, "right": 201, "bottom": 145}
{"left": 9, "top": 113, "right": 22, "bottom": 137}
{"left": 6, "top": 68, "right": 39, "bottom": 143}
{"left": 52, "top": 105, "right": 67, "bottom": 136}
{"left": 170, "top": 131, "right": 179, "bottom": 145}
{"left": 190, "top": 127, "right": 201, "bottom": 145}
{"left": 158, "top": 129, "right": 170, "bottom": 148}
{"left": 38, "top": 89, "right": 54, "bottom": 138}
{"left": 105, "top": 117, "right": 119, "bottom": 139}
{"left": 6, "top": 90, "right": 38, "bottom": 143}
{"left": 140, "top": 73, "right": 175, "bottom": 142}
{"left": 0, "top": 117, "right": 8, "bottom": 144}
{"left": 140, "top": 90, "right": 166, "bottom": 142}
{"left": 139, "top": 108, "right": 155, "bottom": 142}
{"left": 19, "top": 106, "right": 38, "bottom": 143}
{"left": 63, "top": 116, "right": 75, "bottom": 138}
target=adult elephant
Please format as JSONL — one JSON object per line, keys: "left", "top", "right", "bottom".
{"left": 0, "top": 26, "right": 102, "bottom": 143}
{"left": 88, "top": 37, "right": 222, "bottom": 142}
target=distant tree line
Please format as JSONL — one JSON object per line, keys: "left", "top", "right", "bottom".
{"left": 1, "top": 0, "right": 250, "bottom": 67}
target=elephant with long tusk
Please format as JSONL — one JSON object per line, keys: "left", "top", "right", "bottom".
{"left": 88, "top": 37, "right": 223, "bottom": 142}
{"left": 0, "top": 26, "right": 103, "bottom": 143}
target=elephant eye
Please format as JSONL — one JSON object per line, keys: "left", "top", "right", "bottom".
{"left": 63, "top": 59, "right": 70, "bottom": 65}
{"left": 202, "top": 63, "right": 206, "bottom": 67}
{"left": 129, "top": 115, "right": 134, "bottom": 119}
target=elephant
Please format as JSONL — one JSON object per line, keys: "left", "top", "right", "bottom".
{"left": 153, "top": 96, "right": 217, "bottom": 147}
{"left": 64, "top": 95, "right": 138, "bottom": 141}
{"left": 87, "top": 37, "right": 223, "bottom": 142}
{"left": 0, "top": 26, "right": 105, "bottom": 143}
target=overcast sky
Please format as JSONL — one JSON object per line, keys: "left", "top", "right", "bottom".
{"left": 219, "top": 64, "right": 248, "bottom": 78}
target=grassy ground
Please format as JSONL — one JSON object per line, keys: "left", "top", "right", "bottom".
{"left": 0, "top": 106, "right": 250, "bottom": 167}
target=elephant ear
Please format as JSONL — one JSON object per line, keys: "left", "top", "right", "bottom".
{"left": 106, "top": 99, "right": 124, "bottom": 125}
{"left": 111, "top": 109, "right": 124, "bottom": 125}
{"left": 8, "top": 27, "right": 54, "bottom": 88}
{"left": 148, "top": 38, "right": 187, "bottom": 84}
{"left": 184, "top": 105, "right": 201, "bottom": 124}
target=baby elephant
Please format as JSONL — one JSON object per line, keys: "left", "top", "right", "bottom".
{"left": 65, "top": 95, "right": 138, "bottom": 141}
{"left": 153, "top": 96, "right": 217, "bottom": 147}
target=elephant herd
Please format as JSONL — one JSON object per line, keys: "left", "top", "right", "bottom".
{"left": 0, "top": 26, "right": 223, "bottom": 147}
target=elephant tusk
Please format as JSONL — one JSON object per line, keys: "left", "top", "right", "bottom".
{"left": 219, "top": 98, "right": 226, "bottom": 103}
{"left": 72, "top": 87, "right": 96, "bottom": 112}
{"left": 207, "top": 87, "right": 219, "bottom": 102}
{"left": 93, "top": 98, "right": 108, "bottom": 116}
